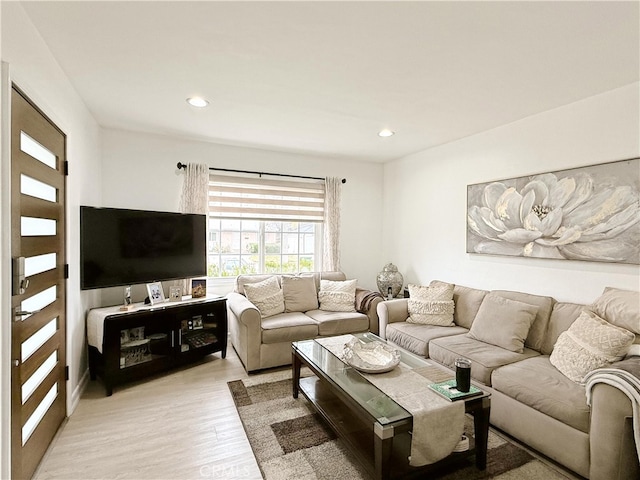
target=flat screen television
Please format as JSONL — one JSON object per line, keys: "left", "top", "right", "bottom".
{"left": 80, "top": 206, "right": 207, "bottom": 290}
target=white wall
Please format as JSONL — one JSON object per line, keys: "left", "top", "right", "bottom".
{"left": 382, "top": 83, "right": 640, "bottom": 304}
{"left": 98, "top": 128, "right": 384, "bottom": 304}
{"left": 0, "top": 6, "right": 103, "bottom": 471}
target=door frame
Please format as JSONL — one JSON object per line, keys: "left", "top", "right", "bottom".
{"left": 1, "top": 61, "right": 13, "bottom": 480}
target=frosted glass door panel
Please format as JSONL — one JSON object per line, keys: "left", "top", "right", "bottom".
{"left": 20, "top": 131, "right": 56, "bottom": 169}
{"left": 21, "top": 318, "right": 57, "bottom": 362}
{"left": 21, "top": 352, "right": 57, "bottom": 404}
{"left": 21, "top": 286, "right": 57, "bottom": 320}
{"left": 21, "top": 174, "right": 56, "bottom": 202}
{"left": 21, "top": 217, "right": 56, "bottom": 236}
{"left": 22, "top": 384, "right": 58, "bottom": 446}
{"left": 25, "top": 253, "right": 56, "bottom": 277}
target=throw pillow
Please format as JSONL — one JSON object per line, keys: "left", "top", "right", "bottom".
{"left": 550, "top": 310, "right": 635, "bottom": 383}
{"left": 243, "top": 276, "right": 285, "bottom": 318}
{"left": 282, "top": 275, "right": 319, "bottom": 312}
{"left": 318, "top": 279, "right": 357, "bottom": 312}
{"left": 626, "top": 344, "right": 640, "bottom": 359}
{"left": 407, "top": 282, "right": 455, "bottom": 326}
{"left": 590, "top": 287, "right": 640, "bottom": 335}
{"left": 468, "top": 294, "right": 538, "bottom": 353}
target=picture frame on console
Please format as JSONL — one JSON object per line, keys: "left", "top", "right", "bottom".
{"left": 191, "top": 279, "right": 207, "bottom": 298}
{"left": 146, "top": 282, "right": 165, "bottom": 305}
{"left": 169, "top": 286, "right": 182, "bottom": 302}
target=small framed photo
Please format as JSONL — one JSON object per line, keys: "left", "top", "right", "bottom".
{"left": 146, "top": 282, "right": 165, "bottom": 305}
{"left": 169, "top": 286, "right": 182, "bottom": 302}
{"left": 191, "top": 278, "right": 207, "bottom": 298}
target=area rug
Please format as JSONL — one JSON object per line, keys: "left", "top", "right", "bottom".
{"left": 228, "top": 370, "right": 571, "bottom": 480}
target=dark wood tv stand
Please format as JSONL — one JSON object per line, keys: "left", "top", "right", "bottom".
{"left": 87, "top": 296, "right": 227, "bottom": 396}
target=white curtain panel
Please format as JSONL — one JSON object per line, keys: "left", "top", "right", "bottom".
{"left": 323, "top": 176, "right": 342, "bottom": 272}
{"left": 178, "top": 163, "right": 209, "bottom": 294}
{"left": 179, "top": 163, "right": 209, "bottom": 214}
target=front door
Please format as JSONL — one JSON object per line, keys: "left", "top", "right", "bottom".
{"left": 10, "top": 86, "right": 67, "bottom": 480}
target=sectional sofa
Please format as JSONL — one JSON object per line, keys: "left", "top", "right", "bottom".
{"left": 377, "top": 282, "right": 639, "bottom": 480}
{"left": 227, "top": 271, "right": 382, "bottom": 372}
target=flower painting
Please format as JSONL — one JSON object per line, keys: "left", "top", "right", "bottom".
{"left": 467, "top": 158, "right": 640, "bottom": 264}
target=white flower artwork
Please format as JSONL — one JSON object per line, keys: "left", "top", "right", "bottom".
{"left": 467, "top": 158, "right": 640, "bottom": 264}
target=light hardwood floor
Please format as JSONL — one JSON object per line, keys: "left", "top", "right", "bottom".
{"left": 34, "top": 344, "right": 264, "bottom": 480}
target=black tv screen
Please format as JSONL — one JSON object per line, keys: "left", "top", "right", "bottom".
{"left": 80, "top": 206, "right": 207, "bottom": 290}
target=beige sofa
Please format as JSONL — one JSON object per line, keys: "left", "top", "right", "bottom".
{"left": 227, "top": 272, "right": 382, "bottom": 372}
{"left": 377, "top": 282, "right": 639, "bottom": 480}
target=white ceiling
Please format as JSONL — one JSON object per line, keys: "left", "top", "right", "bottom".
{"left": 19, "top": 1, "right": 640, "bottom": 163}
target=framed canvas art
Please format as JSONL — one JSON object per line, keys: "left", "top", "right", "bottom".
{"left": 466, "top": 158, "right": 639, "bottom": 264}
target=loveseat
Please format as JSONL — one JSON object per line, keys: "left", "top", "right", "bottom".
{"left": 377, "top": 282, "right": 639, "bottom": 480}
{"left": 227, "top": 272, "right": 382, "bottom": 372}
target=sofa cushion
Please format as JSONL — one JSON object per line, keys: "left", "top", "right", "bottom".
{"left": 429, "top": 334, "right": 540, "bottom": 386}
{"left": 386, "top": 322, "right": 468, "bottom": 357}
{"left": 235, "top": 274, "right": 279, "bottom": 296}
{"left": 491, "top": 290, "right": 555, "bottom": 352}
{"left": 243, "top": 276, "right": 285, "bottom": 318}
{"left": 318, "top": 279, "right": 357, "bottom": 312}
{"left": 541, "top": 302, "right": 584, "bottom": 355}
{"left": 550, "top": 310, "right": 635, "bottom": 383}
{"left": 260, "top": 312, "right": 319, "bottom": 344}
{"left": 452, "top": 284, "right": 489, "bottom": 329}
{"left": 282, "top": 275, "right": 319, "bottom": 312}
{"left": 591, "top": 286, "right": 640, "bottom": 335}
{"left": 305, "top": 309, "right": 369, "bottom": 336}
{"left": 407, "top": 282, "right": 455, "bottom": 326}
{"left": 491, "top": 356, "right": 590, "bottom": 433}
{"left": 468, "top": 294, "right": 538, "bottom": 353}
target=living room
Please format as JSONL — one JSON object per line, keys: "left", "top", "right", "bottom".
{"left": 1, "top": 1, "right": 638, "bottom": 479}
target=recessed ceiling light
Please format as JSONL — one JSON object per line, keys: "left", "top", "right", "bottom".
{"left": 186, "top": 97, "right": 209, "bottom": 108}
{"left": 378, "top": 129, "right": 394, "bottom": 137}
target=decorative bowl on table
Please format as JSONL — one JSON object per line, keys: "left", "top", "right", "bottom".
{"left": 343, "top": 338, "right": 401, "bottom": 373}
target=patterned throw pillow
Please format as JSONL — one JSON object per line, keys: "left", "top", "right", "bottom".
{"left": 550, "top": 310, "right": 635, "bottom": 384}
{"left": 407, "top": 282, "right": 455, "bottom": 326}
{"left": 318, "top": 279, "right": 357, "bottom": 312}
{"left": 243, "top": 276, "right": 285, "bottom": 318}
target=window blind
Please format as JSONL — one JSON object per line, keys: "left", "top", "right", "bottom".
{"left": 209, "top": 174, "right": 325, "bottom": 222}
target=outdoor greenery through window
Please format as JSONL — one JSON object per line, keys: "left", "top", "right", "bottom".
{"left": 207, "top": 174, "right": 325, "bottom": 278}
{"left": 207, "top": 220, "right": 321, "bottom": 277}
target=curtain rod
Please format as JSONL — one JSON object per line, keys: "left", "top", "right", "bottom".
{"left": 176, "top": 162, "right": 346, "bottom": 184}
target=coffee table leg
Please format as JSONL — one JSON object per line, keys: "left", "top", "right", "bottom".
{"left": 474, "top": 398, "right": 491, "bottom": 470}
{"left": 374, "top": 423, "right": 393, "bottom": 480}
{"left": 292, "top": 351, "right": 301, "bottom": 399}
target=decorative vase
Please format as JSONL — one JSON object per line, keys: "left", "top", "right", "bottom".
{"left": 376, "top": 263, "right": 404, "bottom": 298}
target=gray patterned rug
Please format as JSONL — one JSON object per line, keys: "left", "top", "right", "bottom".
{"left": 228, "top": 370, "right": 571, "bottom": 480}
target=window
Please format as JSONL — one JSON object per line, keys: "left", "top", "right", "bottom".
{"left": 207, "top": 175, "right": 325, "bottom": 277}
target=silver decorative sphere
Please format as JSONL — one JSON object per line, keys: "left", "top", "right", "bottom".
{"left": 376, "top": 263, "right": 404, "bottom": 297}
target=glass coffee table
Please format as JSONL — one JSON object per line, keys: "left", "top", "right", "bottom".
{"left": 292, "top": 332, "right": 491, "bottom": 480}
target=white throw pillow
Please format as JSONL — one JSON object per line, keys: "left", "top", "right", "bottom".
{"left": 243, "top": 276, "right": 285, "bottom": 318}
{"left": 550, "top": 310, "right": 635, "bottom": 384}
{"left": 407, "top": 282, "right": 455, "bottom": 326}
{"left": 318, "top": 279, "right": 357, "bottom": 312}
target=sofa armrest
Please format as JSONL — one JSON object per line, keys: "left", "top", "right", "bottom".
{"left": 376, "top": 299, "right": 409, "bottom": 340}
{"left": 589, "top": 381, "right": 640, "bottom": 480}
{"left": 226, "top": 292, "right": 262, "bottom": 372}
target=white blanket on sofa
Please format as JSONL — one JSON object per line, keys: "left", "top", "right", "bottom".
{"left": 316, "top": 335, "right": 465, "bottom": 466}
{"left": 585, "top": 357, "right": 640, "bottom": 463}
